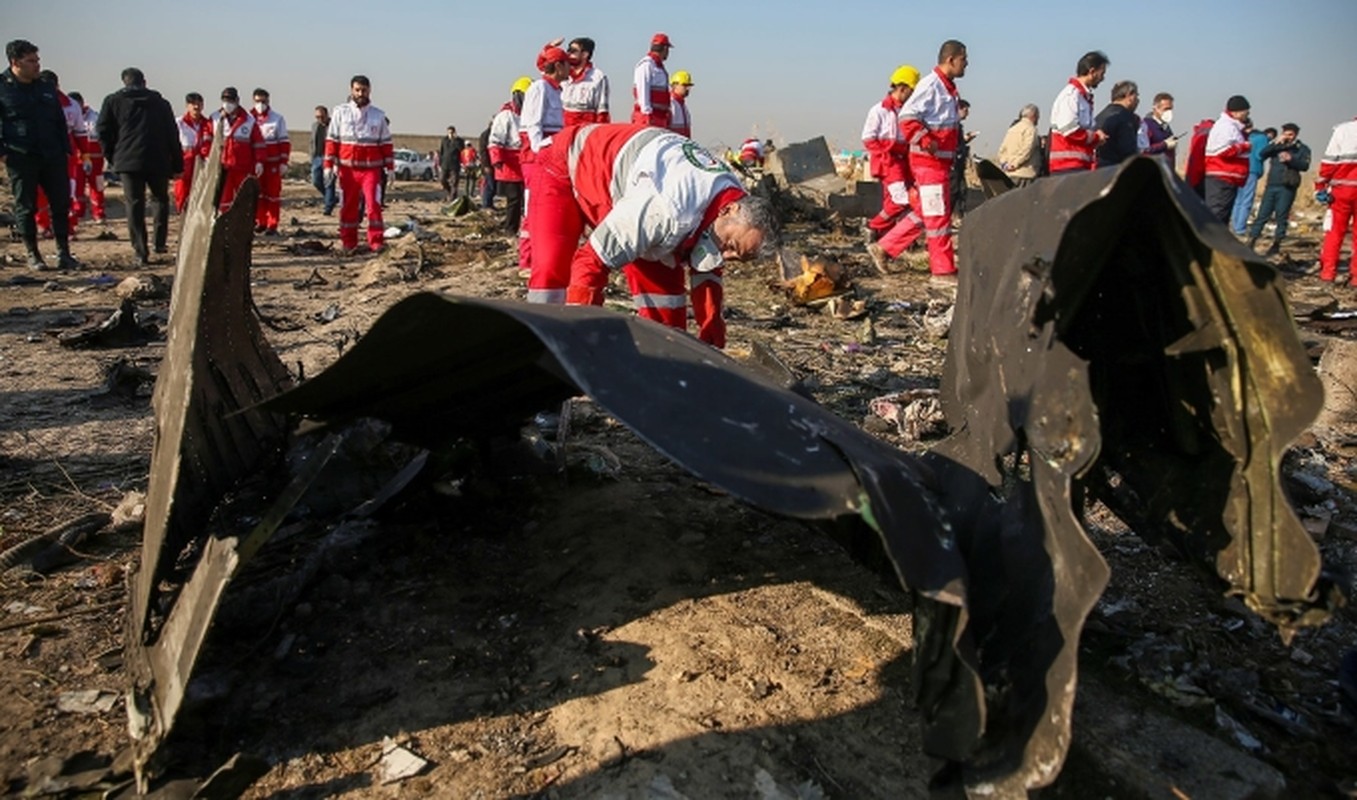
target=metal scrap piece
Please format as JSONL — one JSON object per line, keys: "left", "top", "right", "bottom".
{"left": 124, "top": 134, "right": 295, "bottom": 785}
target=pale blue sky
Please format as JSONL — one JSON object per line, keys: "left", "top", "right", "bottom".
{"left": 12, "top": 0, "right": 1357, "bottom": 158}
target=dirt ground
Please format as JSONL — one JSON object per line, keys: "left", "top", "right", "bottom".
{"left": 1, "top": 171, "right": 1355, "bottom": 799}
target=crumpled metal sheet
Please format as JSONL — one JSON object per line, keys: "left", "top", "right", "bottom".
{"left": 129, "top": 153, "right": 1331, "bottom": 796}
{"left": 124, "top": 131, "right": 294, "bottom": 787}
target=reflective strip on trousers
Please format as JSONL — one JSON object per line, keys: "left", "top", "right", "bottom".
{"left": 527, "top": 288, "right": 566, "bottom": 304}
{"left": 689, "top": 272, "right": 722, "bottom": 288}
{"left": 634, "top": 292, "right": 686, "bottom": 310}
{"left": 1049, "top": 151, "right": 1091, "bottom": 163}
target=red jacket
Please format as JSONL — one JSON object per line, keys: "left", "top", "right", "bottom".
{"left": 324, "top": 99, "right": 394, "bottom": 172}
{"left": 1316, "top": 118, "right": 1357, "bottom": 200}
{"left": 487, "top": 102, "right": 523, "bottom": 182}
{"left": 562, "top": 63, "right": 610, "bottom": 126}
{"left": 669, "top": 96, "right": 691, "bottom": 138}
{"left": 1185, "top": 119, "right": 1213, "bottom": 190}
{"left": 631, "top": 53, "right": 670, "bottom": 128}
{"left": 899, "top": 67, "right": 960, "bottom": 176}
{"left": 251, "top": 106, "right": 291, "bottom": 166}
{"left": 1203, "top": 113, "right": 1251, "bottom": 187}
{"left": 862, "top": 93, "right": 910, "bottom": 184}
{"left": 558, "top": 124, "right": 743, "bottom": 266}
{"left": 1048, "top": 78, "right": 1098, "bottom": 173}
{"left": 215, "top": 108, "right": 264, "bottom": 172}
{"left": 177, "top": 113, "right": 213, "bottom": 159}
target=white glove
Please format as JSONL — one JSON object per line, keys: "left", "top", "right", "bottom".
{"left": 254, "top": 162, "right": 264, "bottom": 177}
{"left": 323, "top": 167, "right": 335, "bottom": 185}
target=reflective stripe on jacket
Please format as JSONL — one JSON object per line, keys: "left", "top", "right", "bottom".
{"left": 1317, "top": 118, "right": 1357, "bottom": 198}
{"left": 324, "top": 100, "right": 393, "bottom": 171}
{"left": 1049, "top": 78, "right": 1096, "bottom": 172}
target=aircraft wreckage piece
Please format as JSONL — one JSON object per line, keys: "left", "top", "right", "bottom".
{"left": 124, "top": 135, "right": 294, "bottom": 785}
{"left": 130, "top": 154, "right": 1331, "bottom": 795}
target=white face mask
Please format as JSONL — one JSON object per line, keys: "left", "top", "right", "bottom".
{"left": 222, "top": 101, "right": 238, "bottom": 113}
{"left": 690, "top": 229, "right": 725, "bottom": 273}
{"left": 1159, "top": 109, "right": 1174, "bottom": 125}
{"left": 254, "top": 101, "right": 267, "bottom": 114}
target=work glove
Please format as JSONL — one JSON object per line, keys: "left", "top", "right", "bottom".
{"left": 253, "top": 162, "right": 264, "bottom": 177}
{"left": 1316, "top": 189, "right": 1333, "bottom": 205}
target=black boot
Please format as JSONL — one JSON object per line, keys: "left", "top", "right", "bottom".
{"left": 56, "top": 248, "right": 84, "bottom": 270}
{"left": 26, "top": 249, "right": 48, "bottom": 271}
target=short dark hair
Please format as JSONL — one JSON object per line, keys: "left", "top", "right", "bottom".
{"left": 253, "top": 87, "right": 269, "bottom": 99}
{"left": 39, "top": 69, "right": 57, "bottom": 85}
{"left": 1263, "top": 127, "right": 1278, "bottom": 138}
{"left": 67, "top": 91, "right": 83, "bottom": 103}
{"left": 186, "top": 92, "right": 203, "bottom": 104}
{"left": 958, "top": 98, "right": 971, "bottom": 110}
{"left": 121, "top": 67, "right": 144, "bottom": 87}
{"left": 1153, "top": 92, "right": 1174, "bottom": 105}
{"left": 350, "top": 75, "right": 370, "bottom": 88}
{"left": 1076, "top": 51, "right": 1110, "bottom": 76}
{"left": 5, "top": 40, "right": 37, "bottom": 64}
{"left": 1282, "top": 122, "right": 1300, "bottom": 134}
{"left": 447, "top": 125, "right": 456, "bottom": 132}
{"left": 315, "top": 104, "right": 327, "bottom": 113}
{"left": 938, "top": 39, "right": 966, "bottom": 64}
{"left": 570, "top": 37, "right": 596, "bottom": 58}
{"left": 1110, "top": 80, "right": 1137, "bottom": 101}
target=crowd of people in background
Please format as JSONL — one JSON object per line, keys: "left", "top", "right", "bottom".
{"left": 2, "top": 34, "right": 1356, "bottom": 324}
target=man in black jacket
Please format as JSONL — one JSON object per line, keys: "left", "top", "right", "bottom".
{"left": 97, "top": 67, "right": 180, "bottom": 265}
{"left": 1248, "top": 123, "right": 1311, "bottom": 256}
{"left": 1095, "top": 80, "right": 1142, "bottom": 168}
{"left": 438, "top": 125, "right": 465, "bottom": 201}
{"left": 0, "top": 39, "right": 81, "bottom": 270}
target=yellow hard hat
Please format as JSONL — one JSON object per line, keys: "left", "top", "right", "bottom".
{"left": 890, "top": 65, "right": 920, "bottom": 88}
{"left": 670, "top": 70, "right": 694, "bottom": 86}
{"left": 511, "top": 76, "right": 532, "bottom": 94}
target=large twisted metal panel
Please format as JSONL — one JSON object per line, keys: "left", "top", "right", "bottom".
{"left": 127, "top": 154, "right": 1331, "bottom": 795}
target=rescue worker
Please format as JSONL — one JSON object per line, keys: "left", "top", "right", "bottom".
{"left": 212, "top": 87, "right": 264, "bottom": 213}
{"left": 323, "top": 75, "right": 394, "bottom": 254}
{"left": 521, "top": 45, "right": 570, "bottom": 301}
{"left": 1185, "top": 117, "right": 1214, "bottom": 197}
{"left": 0, "top": 39, "right": 82, "bottom": 270}
{"left": 739, "top": 138, "right": 766, "bottom": 168}
{"left": 668, "top": 70, "right": 693, "bottom": 138}
{"left": 69, "top": 91, "right": 107, "bottom": 223}
{"left": 1049, "top": 51, "right": 1110, "bottom": 174}
{"left": 562, "top": 37, "right": 610, "bottom": 125}
{"left": 541, "top": 124, "right": 776, "bottom": 348}
{"left": 33, "top": 69, "right": 84, "bottom": 240}
{"left": 632, "top": 33, "right": 672, "bottom": 128}
{"left": 1202, "top": 95, "right": 1253, "bottom": 224}
{"left": 488, "top": 77, "right": 530, "bottom": 236}
{"left": 1315, "top": 114, "right": 1357, "bottom": 283}
{"left": 250, "top": 88, "right": 290, "bottom": 235}
{"left": 174, "top": 92, "right": 212, "bottom": 214}
{"left": 899, "top": 40, "right": 968, "bottom": 281}
{"left": 862, "top": 64, "right": 925, "bottom": 274}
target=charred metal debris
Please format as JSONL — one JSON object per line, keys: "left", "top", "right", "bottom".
{"left": 125, "top": 153, "right": 1338, "bottom": 796}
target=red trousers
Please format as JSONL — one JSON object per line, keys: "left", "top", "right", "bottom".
{"left": 909, "top": 156, "right": 956, "bottom": 275}
{"left": 174, "top": 152, "right": 196, "bottom": 213}
{"left": 524, "top": 152, "right": 571, "bottom": 303}
{"left": 876, "top": 183, "right": 925, "bottom": 258}
{"left": 255, "top": 163, "right": 284, "bottom": 230}
{"left": 338, "top": 166, "right": 385, "bottom": 251}
{"left": 219, "top": 167, "right": 250, "bottom": 213}
{"left": 519, "top": 159, "right": 537, "bottom": 276}
{"left": 74, "top": 157, "right": 106, "bottom": 220}
{"left": 35, "top": 154, "right": 80, "bottom": 234}
{"left": 1320, "top": 193, "right": 1356, "bottom": 283}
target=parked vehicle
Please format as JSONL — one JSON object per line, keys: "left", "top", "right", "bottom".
{"left": 391, "top": 148, "right": 435, "bottom": 181}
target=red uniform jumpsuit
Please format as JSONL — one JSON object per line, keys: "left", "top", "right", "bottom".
{"left": 325, "top": 99, "right": 394, "bottom": 251}
{"left": 174, "top": 113, "right": 213, "bottom": 213}
{"left": 899, "top": 67, "right": 960, "bottom": 276}
{"left": 542, "top": 124, "right": 744, "bottom": 348}
{"left": 1184, "top": 119, "right": 1214, "bottom": 196}
{"left": 631, "top": 54, "right": 670, "bottom": 128}
{"left": 214, "top": 108, "right": 264, "bottom": 212}
{"left": 862, "top": 93, "right": 923, "bottom": 258}
{"left": 251, "top": 106, "right": 291, "bottom": 231}
{"left": 1317, "top": 119, "right": 1357, "bottom": 283}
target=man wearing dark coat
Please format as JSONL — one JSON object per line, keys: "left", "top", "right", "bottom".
{"left": 97, "top": 67, "right": 180, "bottom": 264}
